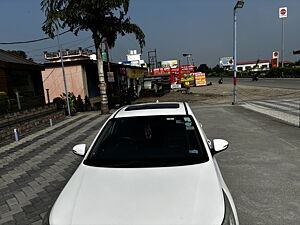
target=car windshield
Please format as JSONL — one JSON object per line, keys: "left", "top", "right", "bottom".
{"left": 84, "top": 115, "right": 208, "bottom": 168}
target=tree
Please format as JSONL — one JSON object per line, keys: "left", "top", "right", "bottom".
{"left": 41, "top": 0, "right": 145, "bottom": 114}
{"left": 5, "top": 50, "right": 27, "bottom": 59}
{"left": 197, "top": 64, "right": 211, "bottom": 74}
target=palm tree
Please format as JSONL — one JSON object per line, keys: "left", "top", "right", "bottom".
{"left": 41, "top": 0, "right": 145, "bottom": 113}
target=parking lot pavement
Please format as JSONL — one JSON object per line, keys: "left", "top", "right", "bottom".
{"left": 1, "top": 105, "right": 299, "bottom": 225}
{"left": 191, "top": 104, "right": 300, "bottom": 225}
{"left": 242, "top": 98, "right": 300, "bottom": 127}
{"left": 0, "top": 112, "right": 108, "bottom": 225}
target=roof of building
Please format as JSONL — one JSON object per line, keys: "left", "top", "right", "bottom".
{"left": 237, "top": 60, "right": 270, "bottom": 66}
{"left": 115, "top": 102, "right": 189, "bottom": 118}
{"left": 0, "top": 49, "right": 41, "bottom": 66}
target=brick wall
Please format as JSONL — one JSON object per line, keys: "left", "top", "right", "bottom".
{"left": 0, "top": 104, "right": 65, "bottom": 143}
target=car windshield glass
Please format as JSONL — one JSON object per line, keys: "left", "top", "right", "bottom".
{"left": 84, "top": 115, "right": 208, "bottom": 168}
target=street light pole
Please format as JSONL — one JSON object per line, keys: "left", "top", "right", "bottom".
{"left": 56, "top": 28, "right": 71, "bottom": 116}
{"left": 232, "top": 0, "right": 244, "bottom": 105}
{"left": 183, "top": 53, "right": 192, "bottom": 65}
{"left": 281, "top": 17, "right": 285, "bottom": 68}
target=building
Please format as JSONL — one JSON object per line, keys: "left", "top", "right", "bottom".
{"left": 119, "top": 50, "right": 146, "bottom": 67}
{"left": 0, "top": 49, "right": 45, "bottom": 109}
{"left": 42, "top": 48, "right": 147, "bottom": 107}
{"left": 236, "top": 60, "right": 270, "bottom": 72}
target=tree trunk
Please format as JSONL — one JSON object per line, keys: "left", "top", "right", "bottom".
{"left": 94, "top": 31, "right": 109, "bottom": 114}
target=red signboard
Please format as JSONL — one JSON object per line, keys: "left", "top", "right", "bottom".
{"left": 280, "top": 9, "right": 286, "bottom": 15}
{"left": 152, "top": 67, "right": 171, "bottom": 75}
{"left": 272, "top": 58, "right": 279, "bottom": 68}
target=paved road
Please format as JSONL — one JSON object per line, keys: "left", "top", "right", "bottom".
{"left": 0, "top": 106, "right": 299, "bottom": 224}
{"left": 207, "top": 77, "right": 300, "bottom": 90}
{"left": 242, "top": 98, "right": 300, "bottom": 127}
{"left": 191, "top": 104, "right": 300, "bottom": 225}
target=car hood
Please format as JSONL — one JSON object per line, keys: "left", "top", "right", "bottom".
{"left": 50, "top": 162, "right": 224, "bottom": 225}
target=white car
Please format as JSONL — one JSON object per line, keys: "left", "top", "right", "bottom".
{"left": 44, "top": 102, "right": 239, "bottom": 225}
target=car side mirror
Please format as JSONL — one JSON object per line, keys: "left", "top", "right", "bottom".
{"left": 72, "top": 144, "right": 86, "bottom": 156}
{"left": 212, "top": 139, "right": 229, "bottom": 155}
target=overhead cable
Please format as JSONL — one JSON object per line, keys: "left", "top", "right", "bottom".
{"left": 0, "top": 31, "right": 70, "bottom": 45}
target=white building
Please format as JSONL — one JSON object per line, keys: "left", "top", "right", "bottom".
{"left": 119, "top": 50, "right": 146, "bottom": 67}
{"left": 236, "top": 60, "right": 270, "bottom": 72}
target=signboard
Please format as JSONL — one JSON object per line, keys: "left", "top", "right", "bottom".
{"left": 279, "top": 7, "right": 287, "bottom": 18}
{"left": 171, "top": 67, "right": 180, "bottom": 85}
{"left": 107, "top": 72, "right": 115, "bottom": 82}
{"left": 181, "top": 73, "right": 194, "bottom": 82}
{"left": 273, "top": 51, "right": 279, "bottom": 59}
{"left": 293, "top": 50, "right": 300, "bottom": 55}
{"left": 180, "top": 65, "right": 195, "bottom": 84}
{"left": 271, "top": 58, "right": 279, "bottom": 68}
{"left": 161, "top": 60, "right": 179, "bottom": 68}
{"left": 127, "top": 68, "right": 144, "bottom": 78}
{"left": 171, "top": 83, "right": 182, "bottom": 89}
{"left": 220, "top": 57, "right": 234, "bottom": 67}
{"left": 194, "top": 72, "right": 207, "bottom": 87}
{"left": 152, "top": 67, "right": 171, "bottom": 75}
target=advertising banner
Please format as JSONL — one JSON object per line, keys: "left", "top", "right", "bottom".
{"left": 194, "top": 72, "right": 207, "bottom": 87}
{"left": 181, "top": 73, "right": 194, "bottom": 82}
{"left": 180, "top": 65, "right": 195, "bottom": 83}
{"left": 127, "top": 68, "right": 144, "bottom": 78}
{"left": 107, "top": 72, "right": 115, "bottom": 82}
{"left": 170, "top": 67, "right": 180, "bottom": 85}
{"left": 152, "top": 67, "right": 171, "bottom": 75}
{"left": 271, "top": 58, "right": 279, "bottom": 68}
{"left": 220, "top": 57, "right": 234, "bottom": 67}
{"left": 161, "top": 60, "right": 179, "bottom": 68}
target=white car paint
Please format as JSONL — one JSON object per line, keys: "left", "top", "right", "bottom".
{"left": 48, "top": 102, "right": 239, "bottom": 225}
{"left": 50, "top": 162, "right": 225, "bottom": 225}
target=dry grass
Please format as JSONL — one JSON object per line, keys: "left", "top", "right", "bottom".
{"left": 133, "top": 84, "right": 300, "bottom": 105}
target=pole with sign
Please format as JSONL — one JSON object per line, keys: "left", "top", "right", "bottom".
{"left": 279, "top": 7, "right": 287, "bottom": 68}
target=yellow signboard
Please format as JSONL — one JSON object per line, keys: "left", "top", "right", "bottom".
{"left": 127, "top": 68, "right": 145, "bottom": 78}
{"left": 194, "top": 72, "right": 207, "bottom": 86}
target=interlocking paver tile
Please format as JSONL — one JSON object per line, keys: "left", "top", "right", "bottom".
{"left": 0, "top": 112, "right": 108, "bottom": 225}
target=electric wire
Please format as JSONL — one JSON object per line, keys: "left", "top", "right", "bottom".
{"left": 0, "top": 31, "right": 70, "bottom": 45}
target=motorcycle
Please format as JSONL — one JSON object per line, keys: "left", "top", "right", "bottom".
{"left": 252, "top": 75, "right": 259, "bottom": 81}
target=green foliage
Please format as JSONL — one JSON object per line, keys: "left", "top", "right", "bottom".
{"left": 53, "top": 96, "right": 64, "bottom": 110}
{"left": 59, "top": 92, "right": 76, "bottom": 115}
{"left": 76, "top": 95, "right": 84, "bottom": 112}
{"left": 196, "top": 64, "right": 211, "bottom": 74}
{"left": 265, "top": 67, "right": 300, "bottom": 78}
{"left": 0, "top": 92, "right": 9, "bottom": 113}
{"left": 5, "top": 50, "right": 28, "bottom": 59}
{"left": 41, "top": 0, "right": 145, "bottom": 50}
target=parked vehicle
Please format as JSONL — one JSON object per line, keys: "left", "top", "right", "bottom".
{"left": 44, "top": 102, "right": 239, "bottom": 225}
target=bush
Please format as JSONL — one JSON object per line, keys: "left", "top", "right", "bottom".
{"left": 76, "top": 95, "right": 84, "bottom": 112}
{"left": 265, "top": 67, "right": 300, "bottom": 78}
{"left": 53, "top": 97, "right": 65, "bottom": 110}
{"left": 84, "top": 96, "right": 91, "bottom": 111}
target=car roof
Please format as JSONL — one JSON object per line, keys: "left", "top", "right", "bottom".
{"left": 114, "top": 102, "right": 189, "bottom": 118}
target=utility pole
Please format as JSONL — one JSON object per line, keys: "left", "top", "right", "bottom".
{"left": 104, "top": 39, "right": 111, "bottom": 72}
{"left": 148, "top": 49, "right": 158, "bottom": 72}
{"left": 232, "top": 0, "right": 244, "bottom": 105}
{"left": 279, "top": 7, "right": 287, "bottom": 70}
{"left": 56, "top": 28, "right": 71, "bottom": 116}
{"left": 183, "top": 53, "right": 192, "bottom": 65}
{"left": 281, "top": 18, "right": 285, "bottom": 68}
